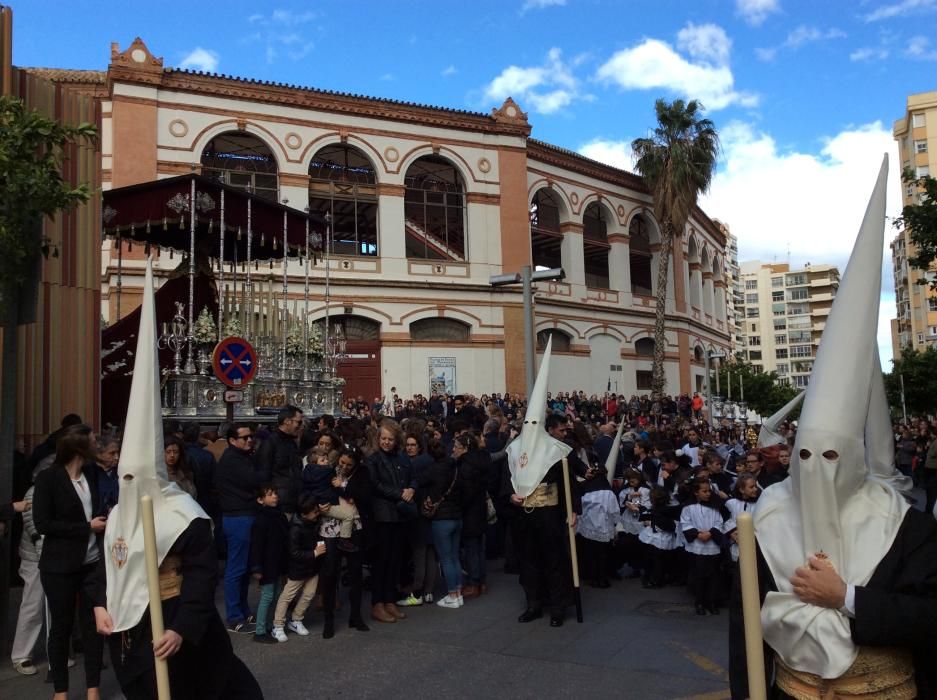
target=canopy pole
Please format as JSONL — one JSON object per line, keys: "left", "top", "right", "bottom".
{"left": 116, "top": 231, "right": 123, "bottom": 321}
{"left": 303, "top": 209, "right": 310, "bottom": 380}
{"left": 281, "top": 203, "right": 289, "bottom": 378}
{"left": 184, "top": 175, "right": 196, "bottom": 374}
{"left": 245, "top": 195, "right": 253, "bottom": 340}
{"left": 217, "top": 188, "right": 225, "bottom": 342}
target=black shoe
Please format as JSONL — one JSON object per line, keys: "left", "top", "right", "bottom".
{"left": 549, "top": 614, "right": 564, "bottom": 627}
{"left": 252, "top": 634, "right": 277, "bottom": 644}
{"left": 695, "top": 604, "right": 707, "bottom": 616}
{"left": 708, "top": 605, "right": 720, "bottom": 615}
{"left": 245, "top": 614, "right": 256, "bottom": 624}
{"left": 349, "top": 618, "right": 370, "bottom": 632}
{"left": 226, "top": 620, "right": 255, "bottom": 634}
{"left": 322, "top": 624, "right": 335, "bottom": 640}
{"left": 517, "top": 608, "right": 543, "bottom": 623}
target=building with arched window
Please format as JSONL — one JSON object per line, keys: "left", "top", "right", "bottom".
{"left": 52, "top": 37, "right": 730, "bottom": 400}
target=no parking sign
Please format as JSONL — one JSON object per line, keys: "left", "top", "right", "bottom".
{"left": 212, "top": 336, "right": 258, "bottom": 388}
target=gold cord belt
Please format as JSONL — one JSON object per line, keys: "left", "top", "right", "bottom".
{"left": 523, "top": 483, "right": 559, "bottom": 511}
{"left": 775, "top": 648, "right": 916, "bottom": 699}
{"left": 158, "top": 554, "right": 183, "bottom": 601}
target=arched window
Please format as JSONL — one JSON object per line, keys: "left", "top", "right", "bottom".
{"left": 404, "top": 156, "right": 466, "bottom": 260}
{"left": 313, "top": 314, "right": 380, "bottom": 341}
{"left": 583, "top": 202, "right": 610, "bottom": 289}
{"left": 635, "top": 337, "right": 655, "bottom": 357}
{"left": 687, "top": 237, "right": 702, "bottom": 309}
{"left": 200, "top": 131, "right": 278, "bottom": 201}
{"left": 537, "top": 328, "right": 571, "bottom": 352}
{"left": 694, "top": 345, "right": 704, "bottom": 362}
{"left": 308, "top": 144, "right": 378, "bottom": 257}
{"left": 629, "top": 215, "right": 652, "bottom": 295}
{"left": 530, "top": 188, "right": 563, "bottom": 271}
{"left": 410, "top": 317, "right": 471, "bottom": 341}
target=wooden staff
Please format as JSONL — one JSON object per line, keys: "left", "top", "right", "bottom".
{"left": 141, "top": 495, "right": 172, "bottom": 699}
{"left": 561, "top": 457, "right": 583, "bottom": 623}
{"left": 737, "top": 512, "right": 767, "bottom": 700}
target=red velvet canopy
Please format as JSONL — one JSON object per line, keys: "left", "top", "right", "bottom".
{"left": 101, "top": 174, "right": 325, "bottom": 262}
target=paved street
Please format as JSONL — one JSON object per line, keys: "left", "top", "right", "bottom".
{"left": 2, "top": 563, "right": 732, "bottom": 700}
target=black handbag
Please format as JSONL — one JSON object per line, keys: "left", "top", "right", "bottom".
{"left": 420, "top": 471, "right": 458, "bottom": 518}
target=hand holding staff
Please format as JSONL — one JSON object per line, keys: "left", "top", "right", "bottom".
{"left": 737, "top": 512, "right": 767, "bottom": 700}
{"left": 142, "top": 495, "right": 172, "bottom": 700}
{"left": 561, "top": 457, "right": 583, "bottom": 623}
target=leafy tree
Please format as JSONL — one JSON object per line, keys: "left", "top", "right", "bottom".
{"left": 632, "top": 99, "right": 719, "bottom": 398}
{"left": 893, "top": 171, "right": 937, "bottom": 287}
{"left": 713, "top": 361, "right": 800, "bottom": 419}
{"left": 0, "top": 95, "right": 96, "bottom": 649}
{"left": 884, "top": 346, "right": 937, "bottom": 416}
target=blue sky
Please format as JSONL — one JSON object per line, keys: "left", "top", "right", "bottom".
{"left": 12, "top": 0, "right": 937, "bottom": 366}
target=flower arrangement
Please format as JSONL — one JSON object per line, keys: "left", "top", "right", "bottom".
{"left": 193, "top": 307, "right": 217, "bottom": 345}
{"left": 222, "top": 314, "right": 242, "bottom": 338}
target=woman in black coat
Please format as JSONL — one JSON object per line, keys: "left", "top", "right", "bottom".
{"left": 318, "top": 447, "right": 373, "bottom": 637}
{"left": 453, "top": 432, "right": 492, "bottom": 599}
{"left": 32, "top": 424, "right": 107, "bottom": 700}
{"left": 364, "top": 420, "right": 416, "bottom": 623}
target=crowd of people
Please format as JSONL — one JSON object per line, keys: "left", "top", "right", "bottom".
{"left": 3, "top": 398, "right": 936, "bottom": 695}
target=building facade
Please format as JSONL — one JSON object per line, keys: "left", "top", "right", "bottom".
{"left": 891, "top": 90, "right": 937, "bottom": 354}
{"left": 3, "top": 7, "right": 102, "bottom": 449}
{"left": 39, "top": 38, "right": 732, "bottom": 401}
{"left": 716, "top": 222, "right": 744, "bottom": 359}
{"left": 738, "top": 261, "right": 839, "bottom": 388}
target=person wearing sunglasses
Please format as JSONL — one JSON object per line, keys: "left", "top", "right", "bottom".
{"left": 214, "top": 424, "right": 263, "bottom": 632}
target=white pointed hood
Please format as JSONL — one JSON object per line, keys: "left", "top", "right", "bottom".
{"left": 866, "top": 347, "right": 913, "bottom": 497}
{"left": 757, "top": 391, "right": 804, "bottom": 448}
{"left": 604, "top": 419, "right": 627, "bottom": 486}
{"left": 104, "top": 258, "right": 208, "bottom": 633}
{"left": 755, "top": 156, "right": 909, "bottom": 679}
{"left": 506, "top": 336, "right": 572, "bottom": 497}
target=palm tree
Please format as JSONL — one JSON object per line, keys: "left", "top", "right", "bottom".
{"left": 632, "top": 98, "right": 719, "bottom": 399}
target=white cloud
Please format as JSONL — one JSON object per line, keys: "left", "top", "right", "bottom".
{"left": 483, "top": 48, "right": 587, "bottom": 114}
{"left": 442, "top": 65, "right": 458, "bottom": 77}
{"left": 578, "top": 139, "right": 635, "bottom": 171}
{"left": 595, "top": 24, "right": 757, "bottom": 110}
{"left": 699, "top": 120, "right": 902, "bottom": 366}
{"left": 243, "top": 9, "right": 317, "bottom": 63}
{"left": 906, "top": 35, "right": 937, "bottom": 59}
{"left": 677, "top": 22, "right": 732, "bottom": 65}
{"left": 850, "top": 46, "right": 890, "bottom": 61}
{"left": 736, "top": 0, "right": 780, "bottom": 26}
{"left": 179, "top": 47, "right": 219, "bottom": 73}
{"left": 864, "top": 0, "right": 937, "bottom": 22}
{"left": 520, "top": 0, "right": 566, "bottom": 13}
{"left": 755, "top": 25, "right": 846, "bottom": 61}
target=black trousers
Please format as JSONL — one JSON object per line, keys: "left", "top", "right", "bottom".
{"left": 687, "top": 551, "right": 721, "bottom": 608}
{"left": 371, "top": 522, "right": 405, "bottom": 604}
{"left": 320, "top": 542, "right": 365, "bottom": 625}
{"left": 577, "top": 535, "right": 610, "bottom": 583}
{"left": 119, "top": 653, "right": 263, "bottom": 700}
{"left": 41, "top": 563, "right": 103, "bottom": 693}
{"left": 515, "top": 506, "right": 569, "bottom": 615}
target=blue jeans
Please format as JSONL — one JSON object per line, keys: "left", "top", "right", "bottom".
{"left": 255, "top": 580, "right": 282, "bottom": 635}
{"left": 222, "top": 515, "right": 255, "bottom": 624}
{"left": 462, "top": 535, "right": 486, "bottom": 586}
{"left": 431, "top": 519, "right": 463, "bottom": 593}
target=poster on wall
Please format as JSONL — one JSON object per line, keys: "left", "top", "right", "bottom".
{"left": 429, "top": 357, "right": 456, "bottom": 395}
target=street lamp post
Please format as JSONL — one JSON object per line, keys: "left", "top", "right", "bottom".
{"left": 490, "top": 266, "right": 565, "bottom": 398}
{"left": 705, "top": 350, "right": 726, "bottom": 428}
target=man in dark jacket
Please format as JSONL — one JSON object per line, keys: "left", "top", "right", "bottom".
{"left": 183, "top": 422, "right": 217, "bottom": 518}
{"left": 255, "top": 405, "right": 304, "bottom": 515}
{"left": 214, "top": 424, "right": 261, "bottom": 631}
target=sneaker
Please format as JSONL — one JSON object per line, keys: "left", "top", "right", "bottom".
{"left": 13, "top": 660, "right": 37, "bottom": 676}
{"left": 271, "top": 626, "right": 288, "bottom": 643}
{"left": 457, "top": 594, "right": 464, "bottom": 607}
{"left": 226, "top": 620, "right": 255, "bottom": 634}
{"left": 396, "top": 593, "right": 423, "bottom": 607}
{"left": 252, "top": 634, "right": 277, "bottom": 645}
{"left": 436, "top": 594, "right": 461, "bottom": 609}
{"left": 286, "top": 620, "right": 309, "bottom": 636}
{"left": 423, "top": 593, "right": 434, "bottom": 604}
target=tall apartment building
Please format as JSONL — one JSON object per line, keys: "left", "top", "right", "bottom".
{"left": 719, "top": 224, "right": 745, "bottom": 359}
{"left": 739, "top": 261, "right": 840, "bottom": 388}
{"left": 891, "top": 90, "right": 937, "bottom": 354}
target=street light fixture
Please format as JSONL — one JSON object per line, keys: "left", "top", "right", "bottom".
{"left": 704, "top": 350, "right": 726, "bottom": 428}
{"left": 489, "top": 265, "right": 565, "bottom": 397}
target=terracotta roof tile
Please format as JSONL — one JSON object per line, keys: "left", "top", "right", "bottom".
{"left": 21, "top": 67, "right": 107, "bottom": 83}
